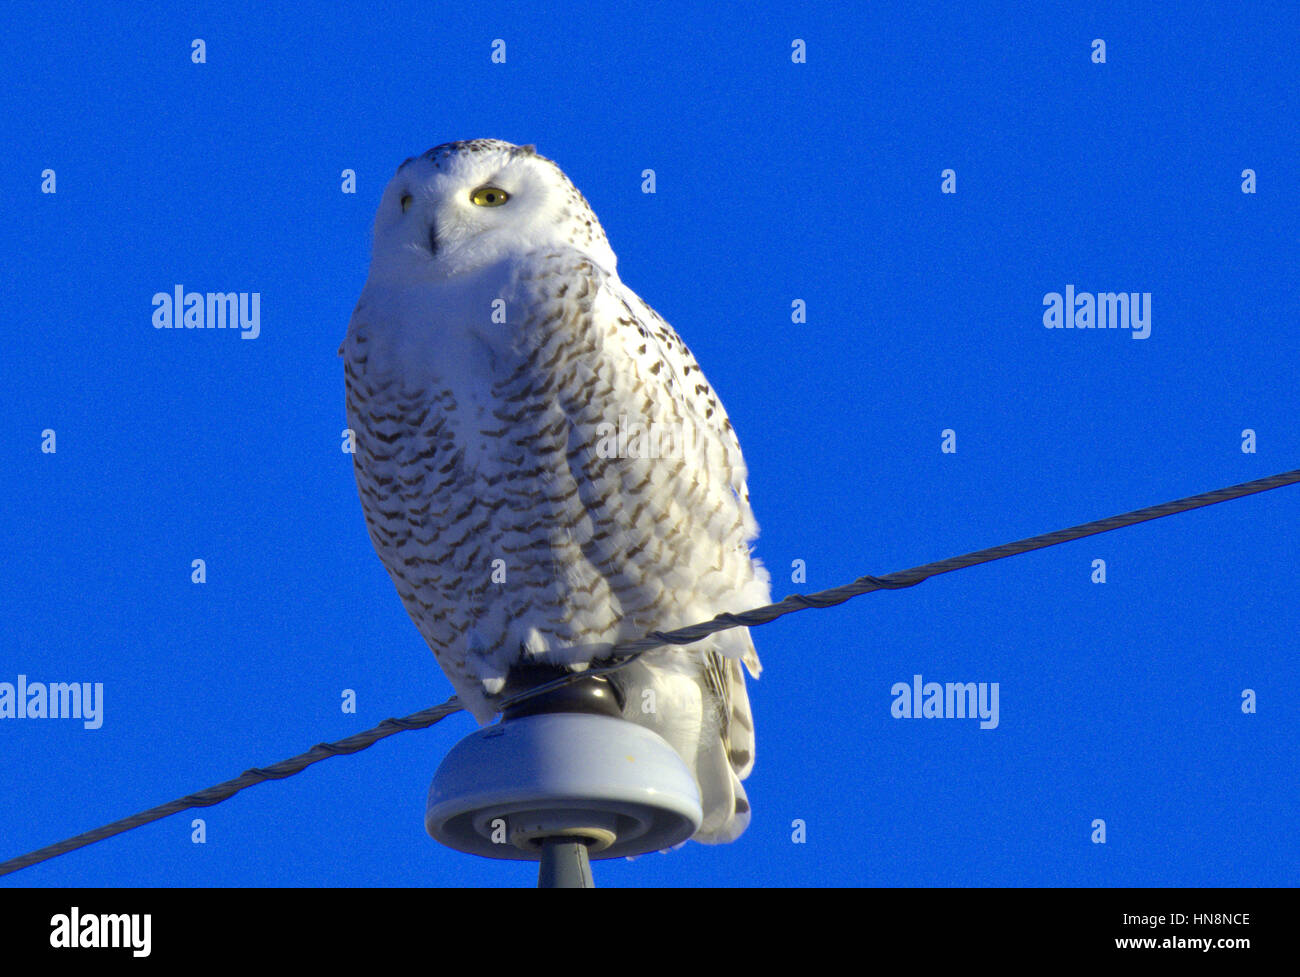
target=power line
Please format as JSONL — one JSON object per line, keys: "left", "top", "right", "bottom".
{"left": 0, "top": 700, "right": 465, "bottom": 878}
{"left": 2, "top": 467, "right": 1296, "bottom": 878}
{"left": 500, "top": 467, "right": 1300, "bottom": 706}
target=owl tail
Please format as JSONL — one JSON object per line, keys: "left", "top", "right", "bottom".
{"left": 692, "top": 654, "right": 758, "bottom": 843}
{"left": 616, "top": 647, "right": 758, "bottom": 843}
{"left": 692, "top": 734, "right": 752, "bottom": 843}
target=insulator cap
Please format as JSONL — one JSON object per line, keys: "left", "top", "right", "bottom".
{"left": 426, "top": 712, "right": 702, "bottom": 861}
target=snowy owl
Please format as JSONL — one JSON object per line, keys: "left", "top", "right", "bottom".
{"left": 342, "top": 139, "right": 770, "bottom": 842}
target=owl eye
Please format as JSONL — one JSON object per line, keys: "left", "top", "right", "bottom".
{"left": 470, "top": 186, "right": 509, "bottom": 207}
{"left": 400, "top": 193, "right": 413, "bottom": 213}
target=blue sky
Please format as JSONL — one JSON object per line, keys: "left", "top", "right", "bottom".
{"left": 2, "top": 0, "right": 1296, "bottom": 888}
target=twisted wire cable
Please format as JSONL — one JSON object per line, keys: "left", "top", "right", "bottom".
{"left": 3, "top": 467, "right": 1295, "bottom": 878}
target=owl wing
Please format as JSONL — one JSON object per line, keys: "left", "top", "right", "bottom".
{"left": 578, "top": 267, "right": 769, "bottom": 790}
{"left": 535, "top": 257, "right": 769, "bottom": 657}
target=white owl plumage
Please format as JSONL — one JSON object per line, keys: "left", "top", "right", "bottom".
{"left": 342, "top": 139, "right": 770, "bottom": 842}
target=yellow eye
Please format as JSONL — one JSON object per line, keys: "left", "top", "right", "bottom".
{"left": 470, "top": 186, "right": 509, "bottom": 207}
{"left": 400, "top": 193, "right": 413, "bottom": 213}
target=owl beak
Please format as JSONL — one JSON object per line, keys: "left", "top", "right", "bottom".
{"left": 427, "top": 220, "right": 439, "bottom": 256}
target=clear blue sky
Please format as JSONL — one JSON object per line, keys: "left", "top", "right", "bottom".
{"left": 2, "top": 0, "right": 1296, "bottom": 888}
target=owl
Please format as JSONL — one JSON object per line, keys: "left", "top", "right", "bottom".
{"left": 342, "top": 139, "right": 770, "bottom": 843}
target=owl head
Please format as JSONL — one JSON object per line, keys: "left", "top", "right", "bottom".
{"left": 369, "top": 139, "right": 617, "bottom": 280}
